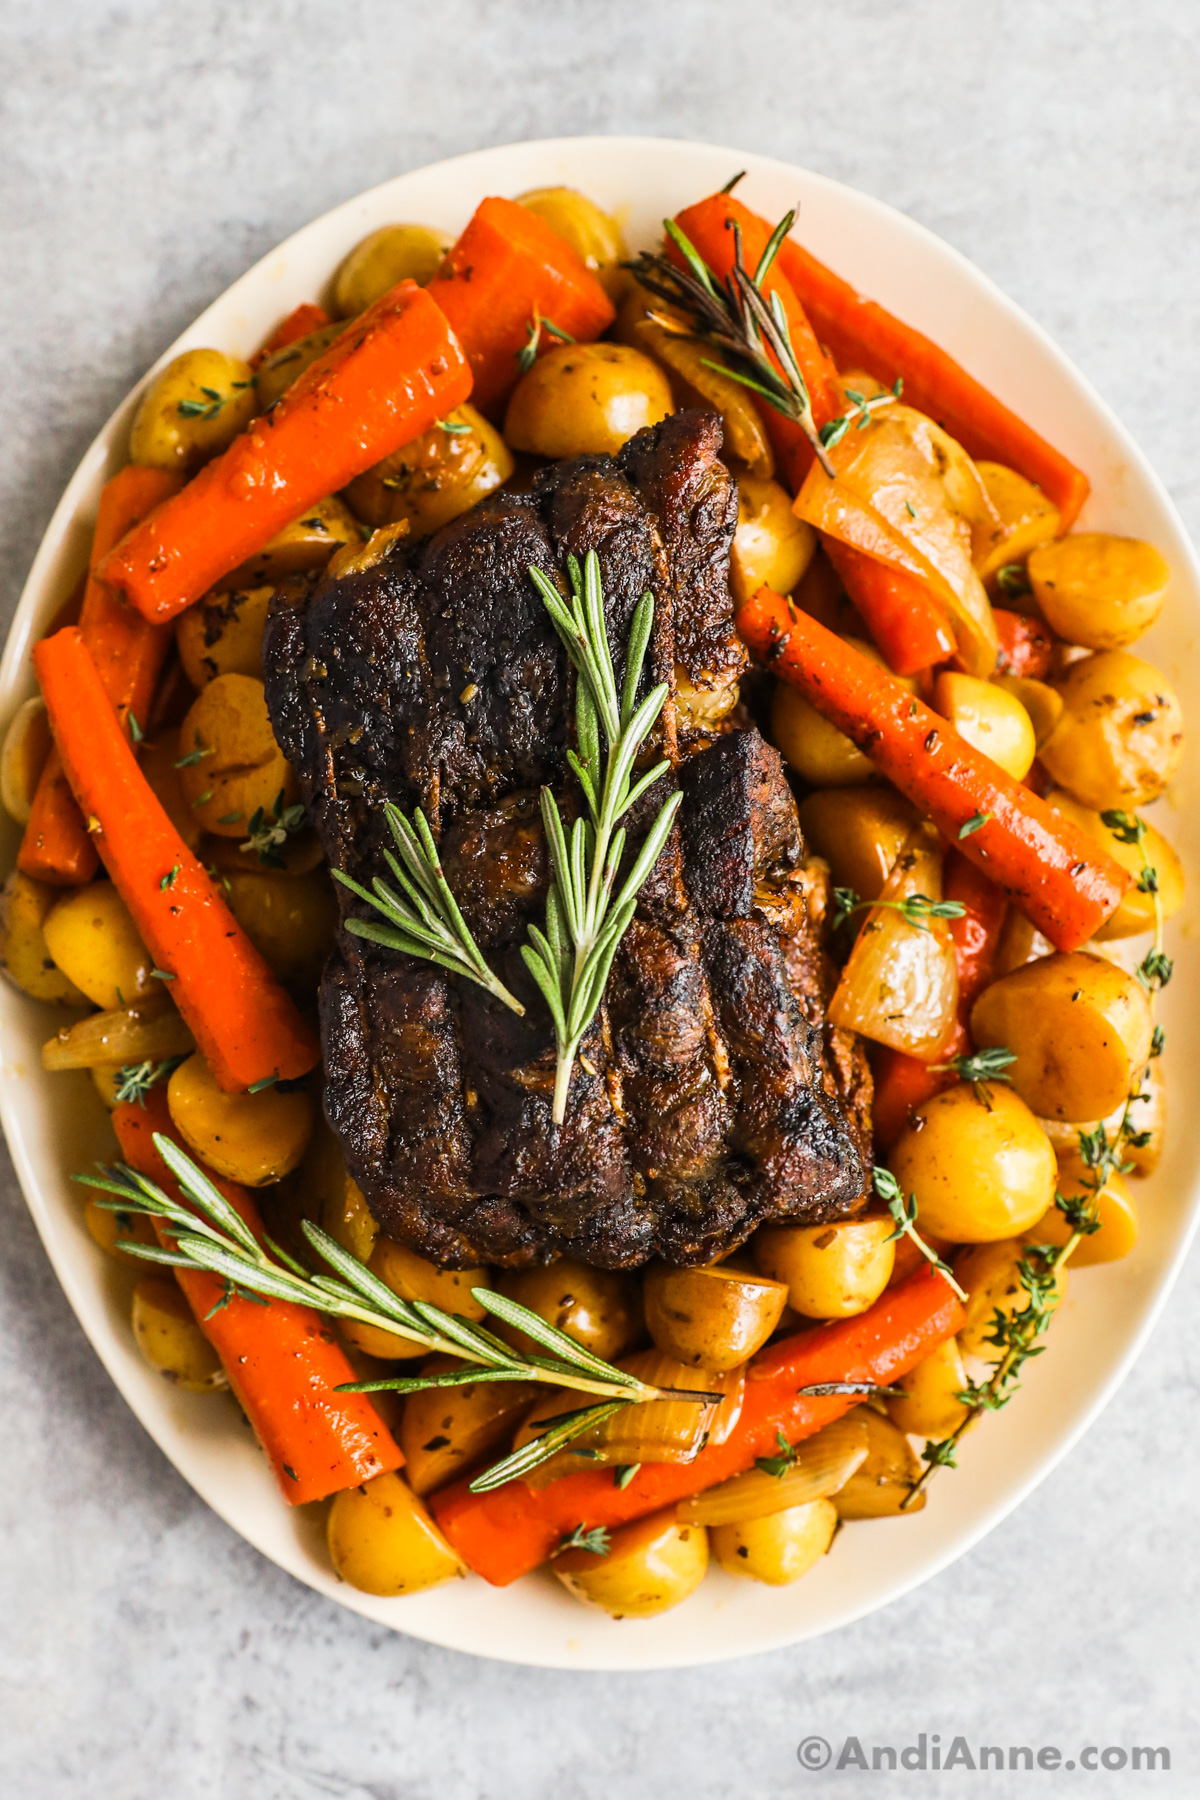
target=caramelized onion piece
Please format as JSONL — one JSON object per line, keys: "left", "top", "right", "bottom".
{"left": 677, "top": 1414, "right": 869, "bottom": 1526}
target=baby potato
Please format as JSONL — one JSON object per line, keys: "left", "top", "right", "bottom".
{"left": 796, "top": 787, "right": 919, "bottom": 904}
{"left": 221, "top": 868, "right": 337, "bottom": 989}
{"left": 834, "top": 1407, "right": 925, "bottom": 1518}
{"left": 933, "top": 671, "right": 1036, "bottom": 780}
{"left": 84, "top": 1192, "right": 159, "bottom": 1260}
{"left": 970, "top": 951, "right": 1153, "bottom": 1121}
{"left": 643, "top": 1263, "right": 788, "bottom": 1371}
{"left": 1040, "top": 650, "right": 1184, "bottom": 809}
{"left": 327, "top": 1470, "right": 466, "bottom": 1596}
{"left": 1029, "top": 533, "right": 1169, "bottom": 650}
{"left": 504, "top": 342, "right": 673, "bottom": 459}
{"left": 752, "top": 1217, "right": 895, "bottom": 1320}
{"left": 131, "top": 1278, "right": 226, "bottom": 1391}
{"left": 495, "top": 1259, "right": 641, "bottom": 1364}
{"left": 42, "top": 881, "right": 154, "bottom": 1010}
{"left": 332, "top": 223, "right": 452, "bottom": 317}
{"left": 176, "top": 586, "right": 273, "bottom": 688}
{"left": 887, "top": 1337, "right": 971, "bottom": 1438}
{"left": 956, "top": 1238, "right": 1066, "bottom": 1359}
{"left": 137, "top": 736, "right": 203, "bottom": 852}
{"left": 254, "top": 320, "right": 344, "bottom": 410}
{"left": 399, "top": 1356, "right": 532, "bottom": 1497}
{"left": 620, "top": 287, "right": 774, "bottom": 477}
{"left": 730, "top": 477, "right": 817, "bottom": 605}
{"left": 1038, "top": 1058, "right": 1164, "bottom": 1179}
{"left": 991, "top": 674, "right": 1063, "bottom": 750}
{"left": 1027, "top": 1156, "right": 1139, "bottom": 1266}
{"left": 344, "top": 404, "right": 513, "bottom": 537}
{"left": 1, "top": 871, "right": 90, "bottom": 1004}
{"left": 129, "top": 348, "right": 256, "bottom": 474}
{"left": 341, "top": 1235, "right": 494, "bottom": 1362}
{"left": 167, "top": 1052, "right": 313, "bottom": 1186}
{"left": 90, "top": 1063, "right": 125, "bottom": 1109}
{"left": 975, "top": 461, "right": 1060, "bottom": 587}
{"left": 1, "top": 695, "right": 51, "bottom": 825}
{"left": 295, "top": 1120, "right": 378, "bottom": 1264}
{"left": 772, "top": 639, "right": 916, "bottom": 785}
{"left": 553, "top": 1508, "right": 708, "bottom": 1619}
{"left": 216, "top": 495, "right": 363, "bottom": 593}
{"left": 711, "top": 1497, "right": 837, "bottom": 1585}
{"left": 176, "top": 674, "right": 298, "bottom": 837}
{"left": 889, "top": 1081, "right": 1057, "bottom": 1242}
{"left": 518, "top": 187, "right": 627, "bottom": 298}
{"left": 1041, "top": 788, "right": 1184, "bottom": 940}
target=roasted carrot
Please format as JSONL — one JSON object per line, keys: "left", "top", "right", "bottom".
{"left": 426, "top": 196, "right": 615, "bottom": 414}
{"left": 251, "top": 301, "right": 331, "bottom": 369}
{"left": 19, "top": 465, "right": 182, "bottom": 885}
{"left": 114, "top": 1093, "right": 402, "bottom": 1505}
{"left": 34, "top": 628, "right": 318, "bottom": 1091}
{"left": 670, "top": 194, "right": 839, "bottom": 493}
{"left": 871, "top": 852, "right": 1009, "bottom": 1147}
{"left": 431, "top": 1265, "right": 962, "bottom": 1585}
{"left": 737, "top": 586, "right": 1128, "bottom": 950}
{"left": 775, "top": 234, "right": 1090, "bottom": 530}
{"left": 824, "top": 538, "right": 956, "bottom": 675}
{"left": 101, "top": 281, "right": 472, "bottom": 623}
{"left": 994, "top": 608, "right": 1054, "bottom": 678}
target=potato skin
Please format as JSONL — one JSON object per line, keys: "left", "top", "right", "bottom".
{"left": 221, "top": 867, "right": 337, "bottom": 990}
{"left": 970, "top": 951, "right": 1153, "bottom": 1122}
{"left": 1040, "top": 650, "right": 1184, "bottom": 809}
{"left": 1042, "top": 789, "right": 1184, "bottom": 940}
{"left": 495, "top": 1259, "right": 641, "bottom": 1364}
{"left": 167, "top": 1051, "right": 313, "bottom": 1186}
{"left": 254, "top": 321, "right": 344, "bottom": 411}
{"left": 643, "top": 1263, "right": 787, "bottom": 1370}
{"left": 752, "top": 1218, "right": 895, "bottom": 1320}
{"left": 1029, "top": 533, "right": 1169, "bottom": 650}
{"left": 398, "top": 1356, "right": 531, "bottom": 1497}
{"left": 771, "top": 676, "right": 873, "bottom": 785}
{"left": 130, "top": 349, "right": 256, "bottom": 473}
{"left": 1, "top": 695, "right": 51, "bottom": 825}
{"left": 888, "top": 1080, "right": 1057, "bottom": 1242}
{"left": 975, "top": 461, "right": 1060, "bottom": 588}
{"left": 956, "top": 1238, "right": 1066, "bottom": 1358}
{"left": 131, "top": 1278, "right": 226, "bottom": 1391}
{"left": 344, "top": 405, "right": 513, "bottom": 537}
{"left": 212, "top": 494, "right": 361, "bottom": 592}
{"left": 730, "top": 477, "right": 816, "bottom": 605}
{"left": 176, "top": 586, "right": 273, "bottom": 688}
{"left": 710, "top": 1497, "right": 837, "bottom": 1585}
{"left": 553, "top": 1508, "right": 708, "bottom": 1618}
{"left": 1, "top": 871, "right": 90, "bottom": 1004}
{"left": 504, "top": 342, "right": 673, "bottom": 459}
{"left": 176, "top": 673, "right": 298, "bottom": 837}
{"left": 341, "top": 1236, "right": 493, "bottom": 1362}
{"left": 327, "top": 1471, "right": 465, "bottom": 1597}
{"left": 933, "top": 671, "right": 1036, "bottom": 781}
{"left": 887, "top": 1337, "right": 971, "bottom": 1438}
{"left": 332, "top": 223, "right": 451, "bottom": 317}
{"left": 42, "top": 881, "right": 154, "bottom": 1010}
{"left": 796, "top": 787, "right": 919, "bottom": 904}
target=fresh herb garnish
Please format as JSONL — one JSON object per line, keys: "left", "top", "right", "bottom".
{"left": 958, "top": 810, "right": 991, "bottom": 840}
{"left": 754, "top": 1428, "right": 798, "bottom": 1479}
{"left": 159, "top": 864, "right": 181, "bottom": 891}
{"left": 240, "top": 790, "right": 307, "bottom": 867}
{"left": 75, "top": 1136, "right": 718, "bottom": 1492}
{"left": 874, "top": 1167, "right": 966, "bottom": 1300}
{"left": 516, "top": 310, "right": 574, "bottom": 372}
{"left": 556, "top": 1524, "right": 611, "bottom": 1557}
{"left": 113, "top": 1056, "right": 186, "bottom": 1107}
{"left": 819, "top": 379, "right": 903, "bottom": 453}
{"left": 939, "top": 1045, "right": 1017, "bottom": 1086}
{"left": 177, "top": 382, "right": 250, "bottom": 420}
{"left": 830, "top": 887, "right": 966, "bottom": 935}
{"left": 995, "top": 562, "right": 1032, "bottom": 596}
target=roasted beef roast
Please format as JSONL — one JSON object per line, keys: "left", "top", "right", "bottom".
{"left": 265, "top": 411, "right": 871, "bottom": 1268}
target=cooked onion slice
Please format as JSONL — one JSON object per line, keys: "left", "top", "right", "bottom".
{"left": 677, "top": 1413, "right": 869, "bottom": 1526}
{"left": 42, "top": 999, "right": 195, "bottom": 1071}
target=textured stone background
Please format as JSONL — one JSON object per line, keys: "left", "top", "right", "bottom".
{"left": 3, "top": 3, "right": 1199, "bottom": 1795}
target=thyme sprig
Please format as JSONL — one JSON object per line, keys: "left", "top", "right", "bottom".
{"left": 113, "top": 1056, "right": 187, "bottom": 1108}
{"left": 525, "top": 552, "right": 682, "bottom": 1123}
{"left": 831, "top": 886, "right": 966, "bottom": 934}
{"left": 905, "top": 809, "right": 1169, "bottom": 1506}
{"left": 819, "top": 379, "right": 903, "bottom": 453}
{"left": 874, "top": 1168, "right": 967, "bottom": 1301}
{"left": 241, "top": 790, "right": 308, "bottom": 867}
{"left": 628, "top": 213, "right": 838, "bottom": 477}
{"left": 74, "top": 1136, "right": 715, "bottom": 1491}
{"left": 334, "top": 803, "right": 526, "bottom": 1017}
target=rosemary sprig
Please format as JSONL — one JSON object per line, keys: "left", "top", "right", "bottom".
{"left": 628, "top": 214, "right": 838, "bottom": 477}
{"left": 74, "top": 1135, "right": 715, "bottom": 1490}
{"left": 831, "top": 886, "right": 966, "bottom": 934}
{"left": 334, "top": 803, "right": 526, "bottom": 1017}
{"left": 904, "top": 811, "right": 1169, "bottom": 1506}
{"left": 873, "top": 1167, "right": 967, "bottom": 1300}
{"left": 525, "top": 551, "right": 682, "bottom": 1123}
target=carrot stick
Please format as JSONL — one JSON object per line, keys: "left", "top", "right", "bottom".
{"left": 670, "top": 194, "right": 839, "bottom": 493}
{"left": 19, "top": 466, "right": 182, "bottom": 886}
{"left": 100, "top": 281, "right": 472, "bottom": 623}
{"left": 113, "top": 1093, "right": 402, "bottom": 1505}
{"left": 251, "top": 302, "right": 331, "bottom": 369}
{"left": 431, "top": 1265, "right": 962, "bottom": 1585}
{"left": 776, "top": 234, "right": 1090, "bottom": 530}
{"left": 34, "top": 627, "right": 318, "bottom": 1091}
{"left": 824, "top": 538, "right": 956, "bottom": 675}
{"left": 426, "top": 196, "right": 615, "bottom": 414}
{"left": 994, "top": 608, "right": 1053, "bottom": 678}
{"left": 737, "top": 586, "right": 1128, "bottom": 950}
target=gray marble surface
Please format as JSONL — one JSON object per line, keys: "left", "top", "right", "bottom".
{"left": 3, "top": 3, "right": 1199, "bottom": 1794}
